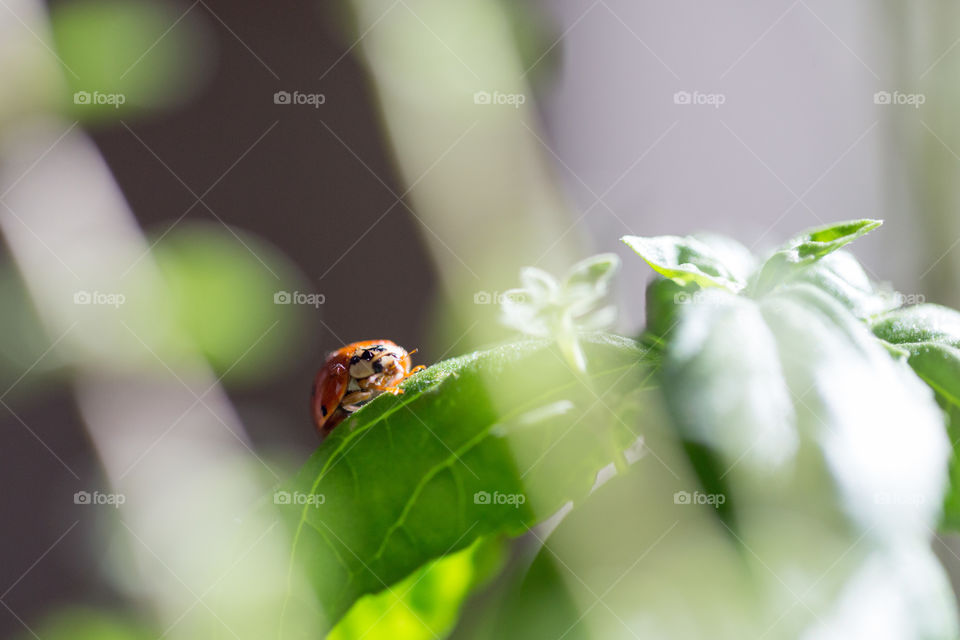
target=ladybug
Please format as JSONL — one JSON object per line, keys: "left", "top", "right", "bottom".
{"left": 311, "top": 340, "right": 425, "bottom": 439}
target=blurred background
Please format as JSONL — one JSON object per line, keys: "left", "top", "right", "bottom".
{"left": 2, "top": 0, "right": 960, "bottom": 637}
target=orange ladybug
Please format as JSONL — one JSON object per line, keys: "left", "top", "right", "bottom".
{"left": 311, "top": 340, "right": 425, "bottom": 439}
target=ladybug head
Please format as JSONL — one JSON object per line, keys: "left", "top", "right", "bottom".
{"left": 348, "top": 344, "right": 406, "bottom": 381}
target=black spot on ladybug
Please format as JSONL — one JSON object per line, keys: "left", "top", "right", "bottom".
{"left": 321, "top": 405, "right": 328, "bottom": 417}
{"left": 361, "top": 349, "right": 375, "bottom": 360}
{"left": 373, "top": 360, "right": 383, "bottom": 373}
{"left": 350, "top": 355, "right": 361, "bottom": 365}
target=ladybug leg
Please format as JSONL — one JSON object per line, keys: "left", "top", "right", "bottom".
{"left": 368, "top": 381, "right": 409, "bottom": 396}
{"left": 394, "top": 365, "right": 426, "bottom": 388}
{"left": 341, "top": 390, "right": 376, "bottom": 411}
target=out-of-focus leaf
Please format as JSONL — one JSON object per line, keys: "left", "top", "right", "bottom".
{"left": 788, "top": 250, "right": 899, "bottom": 319}
{"left": 662, "top": 287, "right": 796, "bottom": 472}
{"left": 621, "top": 235, "right": 744, "bottom": 290}
{"left": 871, "top": 304, "right": 960, "bottom": 530}
{"left": 871, "top": 304, "right": 960, "bottom": 349}
{"left": 495, "top": 282, "right": 952, "bottom": 639}
{"left": 518, "top": 267, "right": 557, "bottom": 304}
{"left": 152, "top": 223, "right": 311, "bottom": 385}
{"left": 500, "top": 255, "right": 620, "bottom": 372}
{"left": 0, "top": 262, "right": 64, "bottom": 394}
{"left": 19, "top": 608, "right": 155, "bottom": 640}
{"left": 752, "top": 219, "right": 882, "bottom": 294}
{"left": 782, "top": 219, "right": 883, "bottom": 263}
{"left": 641, "top": 277, "right": 694, "bottom": 346}
{"left": 944, "top": 405, "right": 960, "bottom": 532}
{"left": 563, "top": 253, "right": 619, "bottom": 301}
{"left": 760, "top": 285, "right": 949, "bottom": 542}
{"left": 690, "top": 233, "right": 757, "bottom": 284}
{"left": 802, "top": 545, "right": 959, "bottom": 640}
{"left": 328, "top": 537, "right": 504, "bottom": 640}
{"left": 278, "top": 334, "right": 650, "bottom": 633}
{"left": 51, "top": 0, "right": 212, "bottom": 120}
{"left": 492, "top": 454, "right": 858, "bottom": 640}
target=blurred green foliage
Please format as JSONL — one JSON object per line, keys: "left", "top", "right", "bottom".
{"left": 50, "top": 0, "right": 211, "bottom": 120}
{"left": 328, "top": 537, "right": 503, "bottom": 640}
{"left": 0, "top": 262, "right": 62, "bottom": 395}
{"left": 152, "top": 223, "right": 312, "bottom": 385}
{"left": 16, "top": 608, "right": 154, "bottom": 640}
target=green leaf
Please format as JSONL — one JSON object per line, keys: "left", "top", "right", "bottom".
{"left": 785, "top": 219, "right": 883, "bottom": 262}
{"left": 662, "top": 288, "right": 797, "bottom": 472}
{"left": 19, "top": 608, "right": 155, "bottom": 640}
{"left": 278, "top": 334, "right": 651, "bottom": 633}
{"left": 871, "top": 304, "right": 960, "bottom": 349}
{"left": 494, "top": 282, "right": 955, "bottom": 638}
{"left": 327, "top": 537, "right": 504, "bottom": 640}
{"left": 788, "top": 251, "right": 899, "bottom": 319}
{"left": 621, "top": 235, "right": 745, "bottom": 291}
{"left": 758, "top": 284, "right": 950, "bottom": 540}
{"left": 656, "top": 280, "right": 948, "bottom": 536}
{"left": 691, "top": 233, "right": 758, "bottom": 284}
{"left": 641, "top": 278, "right": 695, "bottom": 347}
{"left": 500, "top": 458, "right": 958, "bottom": 639}
{"left": 752, "top": 219, "right": 882, "bottom": 295}
{"left": 500, "top": 255, "right": 621, "bottom": 373}
{"left": 517, "top": 267, "right": 557, "bottom": 303}
{"left": 944, "top": 405, "right": 960, "bottom": 532}
{"left": 562, "top": 253, "right": 619, "bottom": 297}
{"left": 51, "top": 0, "right": 210, "bottom": 119}
{"left": 898, "top": 343, "right": 960, "bottom": 407}
{"left": 152, "top": 224, "right": 311, "bottom": 385}
{"left": 871, "top": 305, "right": 960, "bottom": 530}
